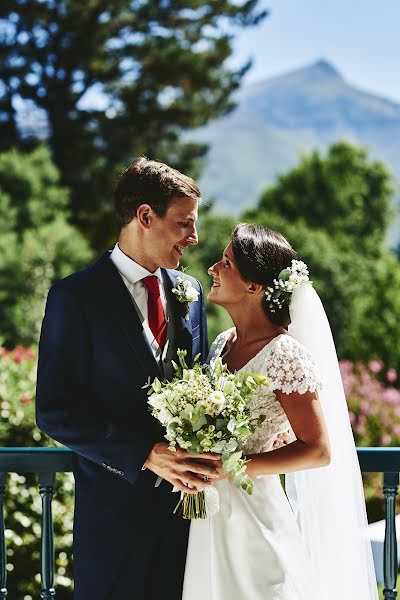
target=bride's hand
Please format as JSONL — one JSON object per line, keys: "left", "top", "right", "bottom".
{"left": 272, "top": 431, "right": 292, "bottom": 449}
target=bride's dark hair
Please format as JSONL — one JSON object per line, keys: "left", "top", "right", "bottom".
{"left": 231, "top": 223, "right": 297, "bottom": 326}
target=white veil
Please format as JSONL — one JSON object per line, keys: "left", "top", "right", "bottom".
{"left": 287, "top": 284, "right": 378, "bottom": 599}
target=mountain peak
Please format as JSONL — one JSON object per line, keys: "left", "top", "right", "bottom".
{"left": 309, "top": 59, "right": 342, "bottom": 79}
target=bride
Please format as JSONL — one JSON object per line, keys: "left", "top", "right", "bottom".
{"left": 183, "top": 223, "right": 378, "bottom": 600}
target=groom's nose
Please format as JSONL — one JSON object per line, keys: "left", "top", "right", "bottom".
{"left": 187, "top": 224, "right": 198, "bottom": 245}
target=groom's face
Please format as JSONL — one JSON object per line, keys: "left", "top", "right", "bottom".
{"left": 146, "top": 196, "right": 199, "bottom": 270}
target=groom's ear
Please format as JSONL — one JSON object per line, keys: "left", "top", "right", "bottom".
{"left": 137, "top": 204, "right": 152, "bottom": 228}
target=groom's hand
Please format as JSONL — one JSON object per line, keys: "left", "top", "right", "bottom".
{"left": 144, "top": 442, "right": 222, "bottom": 493}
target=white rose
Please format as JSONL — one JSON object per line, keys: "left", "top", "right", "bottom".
{"left": 148, "top": 392, "right": 166, "bottom": 410}
{"left": 185, "top": 286, "right": 199, "bottom": 302}
{"left": 158, "top": 406, "right": 173, "bottom": 425}
{"left": 208, "top": 391, "right": 226, "bottom": 413}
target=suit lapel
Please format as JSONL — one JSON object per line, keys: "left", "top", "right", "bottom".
{"left": 161, "top": 269, "right": 193, "bottom": 369}
{"left": 96, "top": 253, "right": 160, "bottom": 379}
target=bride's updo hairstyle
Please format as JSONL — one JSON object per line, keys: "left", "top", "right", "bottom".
{"left": 231, "top": 223, "right": 297, "bottom": 326}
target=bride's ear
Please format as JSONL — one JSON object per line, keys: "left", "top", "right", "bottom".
{"left": 248, "top": 282, "right": 264, "bottom": 295}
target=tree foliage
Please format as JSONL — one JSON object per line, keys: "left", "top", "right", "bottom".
{"left": 244, "top": 142, "right": 400, "bottom": 366}
{"left": 250, "top": 142, "right": 394, "bottom": 255}
{"left": 0, "top": 0, "right": 266, "bottom": 248}
{"left": 0, "top": 145, "right": 93, "bottom": 346}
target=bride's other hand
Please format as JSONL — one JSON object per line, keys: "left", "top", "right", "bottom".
{"left": 272, "top": 431, "right": 292, "bottom": 449}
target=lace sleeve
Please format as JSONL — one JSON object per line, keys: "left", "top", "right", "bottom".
{"left": 265, "top": 336, "right": 321, "bottom": 395}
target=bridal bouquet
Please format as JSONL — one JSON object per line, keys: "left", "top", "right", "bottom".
{"left": 146, "top": 349, "right": 268, "bottom": 519}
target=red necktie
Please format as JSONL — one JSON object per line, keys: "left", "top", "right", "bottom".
{"left": 141, "top": 276, "right": 167, "bottom": 349}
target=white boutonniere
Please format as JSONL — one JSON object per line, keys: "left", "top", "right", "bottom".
{"left": 172, "top": 275, "right": 200, "bottom": 319}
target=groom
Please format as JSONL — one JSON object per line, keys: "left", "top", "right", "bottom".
{"left": 36, "top": 157, "right": 220, "bottom": 599}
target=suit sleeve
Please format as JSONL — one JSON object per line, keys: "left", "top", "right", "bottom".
{"left": 35, "top": 283, "right": 155, "bottom": 485}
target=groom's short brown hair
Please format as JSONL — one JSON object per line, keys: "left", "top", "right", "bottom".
{"left": 114, "top": 156, "right": 201, "bottom": 227}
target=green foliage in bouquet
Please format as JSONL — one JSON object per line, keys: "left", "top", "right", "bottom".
{"left": 147, "top": 349, "right": 268, "bottom": 518}
{"left": 0, "top": 345, "right": 74, "bottom": 599}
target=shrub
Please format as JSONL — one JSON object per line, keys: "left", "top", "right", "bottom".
{"left": 0, "top": 344, "right": 74, "bottom": 598}
{"left": 340, "top": 359, "right": 400, "bottom": 522}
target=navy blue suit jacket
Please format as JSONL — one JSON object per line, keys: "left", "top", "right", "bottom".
{"left": 36, "top": 252, "right": 208, "bottom": 599}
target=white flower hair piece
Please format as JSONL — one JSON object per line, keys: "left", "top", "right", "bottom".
{"left": 265, "top": 259, "right": 312, "bottom": 313}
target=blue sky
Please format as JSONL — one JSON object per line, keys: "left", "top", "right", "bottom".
{"left": 229, "top": 0, "right": 400, "bottom": 102}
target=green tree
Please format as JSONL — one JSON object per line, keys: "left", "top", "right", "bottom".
{"left": 0, "top": 0, "right": 266, "bottom": 249}
{"left": 0, "top": 145, "right": 93, "bottom": 346}
{"left": 248, "top": 141, "right": 394, "bottom": 255}
{"left": 350, "top": 252, "right": 400, "bottom": 367}
{"left": 244, "top": 142, "right": 400, "bottom": 366}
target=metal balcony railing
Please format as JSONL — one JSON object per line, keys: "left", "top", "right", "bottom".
{"left": 358, "top": 448, "right": 400, "bottom": 600}
{"left": 0, "top": 447, "right": 399, "bottom": 599}
{"left": 0, "top": 448, "right": 73, "bottom": 599}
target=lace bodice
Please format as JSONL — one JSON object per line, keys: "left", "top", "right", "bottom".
{"left": 208, "top": 330, "right": 321, "bottom": 455}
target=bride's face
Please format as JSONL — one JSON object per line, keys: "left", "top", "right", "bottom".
{"left": 207, "top": 242, "right": 249, "bottom": 307}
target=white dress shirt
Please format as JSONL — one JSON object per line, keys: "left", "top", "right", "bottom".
{"left": 110, "top": 243, "right": 168, "bottom": 362}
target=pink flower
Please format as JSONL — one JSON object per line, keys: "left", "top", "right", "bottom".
{"left": 386, "top": 369, "right": 397, "bottom": 383}
{"left": 382, "top": 388, "right": 400, "bottom": 405}
{"left": 0, "top": 347, "right": 8, "bottom": 358}
{"left": 381, "top": 434, "right": 392, "bottom": 445}
{"left": 12, "top": 346, "right": 35, "bottom": 363}
{"left": 369, "top": 360, "right": 383, "bottom": 374}
{"left": 360, "top": 401, "right": 373, "bottom": 416}
{"left": 358, "top": 414, "right": 367, "bottom": 426}
{"left": 348, "top": 411, "right": 356, "bottom": 425}
{"left": 20, "top": 392, "right": 32, "bottom": 405}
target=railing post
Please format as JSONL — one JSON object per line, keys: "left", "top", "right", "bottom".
{"left": 38, "top": 471, "right": 56, "bottom": 599}
{"left": 383, "top": 471, "right": 399, "bottom": 600}
{"left": 0, "top": 473, "right": 7, "bottom": 599}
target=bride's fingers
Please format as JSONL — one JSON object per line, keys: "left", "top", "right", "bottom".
{"left": 184, "top": 462, "right": 221, "bottom": 479}
{"left": 183, "top": 470, "right": 214, "bottom": 487}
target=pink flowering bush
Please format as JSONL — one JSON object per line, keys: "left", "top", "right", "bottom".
{"left": 340, "top": 360, "right": 400, "bottom": 447}
{"left": 0, "top": 345, "right": 73, "bottom": 599}
{"left": 340, "top": 359, "right": 400, "bottom": 520}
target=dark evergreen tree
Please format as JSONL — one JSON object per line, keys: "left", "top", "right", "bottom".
{"left": 0, "top": 0, "right": 266, "bottom": 248}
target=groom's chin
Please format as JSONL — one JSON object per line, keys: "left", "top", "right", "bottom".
{"left": 161, "top": 256, "right": 180, "bottom": 269}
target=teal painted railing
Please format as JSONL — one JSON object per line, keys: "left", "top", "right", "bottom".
{"left": 358, "top": 448, "right": 400, "bottom": 600}
{"left": 0, "top": 447, "right": 399, "bottom": 598}
{"left": 0, "top": 448, "right": 73, "bottom": 599}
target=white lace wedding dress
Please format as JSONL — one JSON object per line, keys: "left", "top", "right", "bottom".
{"left": 182, "top": 330, "right": 321, "bottom": 600}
